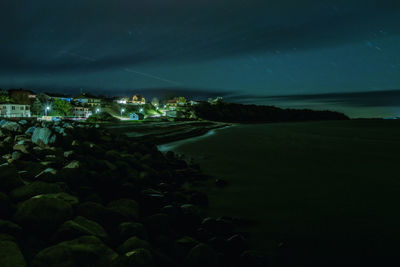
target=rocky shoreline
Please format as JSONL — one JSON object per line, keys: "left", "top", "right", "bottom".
{"left": 0, "top": 119, "right": 267, "bottom": 267}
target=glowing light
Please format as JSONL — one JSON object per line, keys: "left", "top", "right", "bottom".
{"left": 45, "top": 106, "right": 51, "bottom": 116}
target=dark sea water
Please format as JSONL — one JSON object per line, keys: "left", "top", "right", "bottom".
{"left": 159, "top": 120, "right": 400, "bottom": 267}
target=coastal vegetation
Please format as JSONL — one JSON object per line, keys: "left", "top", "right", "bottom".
{"left": 192, "top": 101, "right": 349, "bottom": 122}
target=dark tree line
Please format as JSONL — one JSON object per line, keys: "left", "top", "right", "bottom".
{"left": 192, "top": 102, "right": 349, "bottom": 123}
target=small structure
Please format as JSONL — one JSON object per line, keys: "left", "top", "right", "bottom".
{"left": 166, "top": 97, "right": 186, "bottom": 109}
{"left": 72, "top": 106, "right": 91, "bottom": 118}
{"left": 130, "top": 95, "right": 146, "bottom": 105}
{"left": 166, "top": 99, "right": 178, "bottom": 108}
{"left": 0, "top": 104, "right": 31, "bottom": 118}
{"left": 188, "top": 100, "right": 200, "bottom": 105}
{"left": 208, "top": 96, "right": 223, "bottom": 104}
{"left": 74, "top": 93, "right": 101, "bottom": 107}
{"left": 114, "top": 97, "right": 129, "bottom": 104}
{"left": 129, "top": 113, "right": 144, "bottom": 120}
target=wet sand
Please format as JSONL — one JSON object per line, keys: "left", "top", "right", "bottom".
{"left": 161, "top": 120, "right": 400, "bottom": 266}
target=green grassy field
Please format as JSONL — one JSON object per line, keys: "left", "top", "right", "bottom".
{"left": 171, "top": 120, "right": 400, "bottom": 266}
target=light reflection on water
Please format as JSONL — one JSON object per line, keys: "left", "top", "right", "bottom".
{"left": 157, "top": 125, "right": 232, "bottom": 152}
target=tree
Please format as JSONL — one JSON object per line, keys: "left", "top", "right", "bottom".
{"left": 31, "top": 98, "right": 44, "bottom": 116}
{"left": 0, "top": 92, "right": 12, "bottom": 104}
{"left": 53, "top": 99, "right": 72, "bottom": 116}
{"left": 151, "top": 97, "right": 159, "bottom": 107}
{"left": 177, "top": 96, "right": 187, "bottom": 104}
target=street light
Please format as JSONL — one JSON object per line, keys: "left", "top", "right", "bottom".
{"left": 45, "top": 106, "right": 50, "bottom": 116}
{"left": 120, "top": 108, "right": 125, "bottom": 117}
{"left": 139, "top": 108, "right": 143, "bottom": 113}
{"left": 96, "top": 108, "right": 100, "bottom": 114}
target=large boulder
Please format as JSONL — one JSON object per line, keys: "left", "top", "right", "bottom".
{"left": 113, "top": 248, "right": 154, "bottom": 267}
{"left": 31, "top": 235, "right": 118, "bottom": 267}
{"left": 31, "top": 127, "right": 56, "bottom": 146}
{"left": 64, "top": 160, "right": 80, "bottom": 169}
{"left": 34, "top": 168, "right": 58, "bottom": 181}
{"left": 1, "top": 121, "right": 22, "bottom": 132}
{"left": 0, "top": 165, "right": 23, "bottom": 193}
{"left": 117, "top": 222, "right": 148, "bottom": 241}
{"left": 106, "top": 199, "right": 140, "bottom": 222}
{"left": 0, "top": 192, "right": 13, "bottom": 217}
{"left": 0, "top": 240, "right": 27, "bottom": 267}
{"left": 184, "top": 243, "right": 218, "bottom": 267}
{"left": 25, "top": 126, "right": 36, "bottom": 135}
{"left": 10, "top": 181, "right": 65, "bottom": 201}
{"left": 54, "top": 216, "right": 108, "bottom": 241}
{"left": 118, "top": 236, "right": 151, "bottom": 254}
{"left": 13, "top": 161, "right": 47, "bottom": 180}
{"left": 11, "top": 151, "right": 22, "bottom": 161}
{"left": 13, "top": 194, "right": 74, "bottom": 231}
{"left": 76, "top": 201, "right": 109, "bottom": 224}
{"left": 0, "top": 220, "right": 22, "bottom": 237}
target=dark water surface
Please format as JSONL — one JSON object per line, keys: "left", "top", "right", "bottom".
{"left": 160, "top": 120, "right": 400, "bottom": 267}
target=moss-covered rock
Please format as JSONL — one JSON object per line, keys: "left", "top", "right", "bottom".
{"left": 107, "top": 199, "right": 140, "bottom": 221}
{"left": 0, "top": 165, "right": 23, "bottom": 193}
{"left": 0, "top": 192, "right": 13, "bottom": 217}
{"left": 118, "top": 236, "right": 151, "bottom": 254}
{"left": 13, "top": 194, "right": 74, "bottom": 232}
{"left": 0, "top": 220, "right": 22, "bottom": 237}
{"left": 184, "top": 243, "right": 218, "bottom": 267}
{"left": 76, "top": 201, "right": 108, "bottom": 224}
{"left": 113, "top": 248, "right": 154, "bottom": 267}
{"left": 54, "top": 216, "right": 108, "bottom": 241}
{"left": 117, "top": 222, "right": 148, "bottom": 241}
{"left": 0, "top": 240, "right": 27, "bottom": 267}
{"left": 10, "top": 181, "right": 65, "bottom": 201}
{"left": 31, "top": 235, "right": 118, "bottom": 267}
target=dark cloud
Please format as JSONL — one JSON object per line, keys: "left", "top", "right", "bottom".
{"left": 1, "top": 0, "right": 399, "bottom": 72}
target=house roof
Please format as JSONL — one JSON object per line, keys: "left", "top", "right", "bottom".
{"left": 132, "top": 95, "right": 145, "bottom": 100}
{"left": 0, "top": 103, "right": 29, "bottom": 106}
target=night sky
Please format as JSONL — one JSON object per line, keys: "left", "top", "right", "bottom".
{"left": 1, "top": 0, "right": 399, "bottom": 117}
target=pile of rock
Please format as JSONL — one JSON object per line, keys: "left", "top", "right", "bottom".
{"left": 0, "top": 119, "right": 267, "bottom": 267}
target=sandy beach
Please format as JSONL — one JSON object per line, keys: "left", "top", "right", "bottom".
{"left": 161, "top": 120, "right": 400, "bottom": 266}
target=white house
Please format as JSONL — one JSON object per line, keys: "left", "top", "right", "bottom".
{"left": 72, "top": 106, "right": 91, "bottom": 118}
{"left": 0, "top": 104, "right": 31, "bottom": 118}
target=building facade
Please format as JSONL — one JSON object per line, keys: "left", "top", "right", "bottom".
{"left": 72, "top": 106, "right": 91, "bottom": 118}
{"left": 130, "top": 95, "right": 146, "bottom": 105}
{"left": 74, "top": 93, "right": 101, "bottom": 107}
{"left": 0, "top": 104, "right": 31, "bottom": 118}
